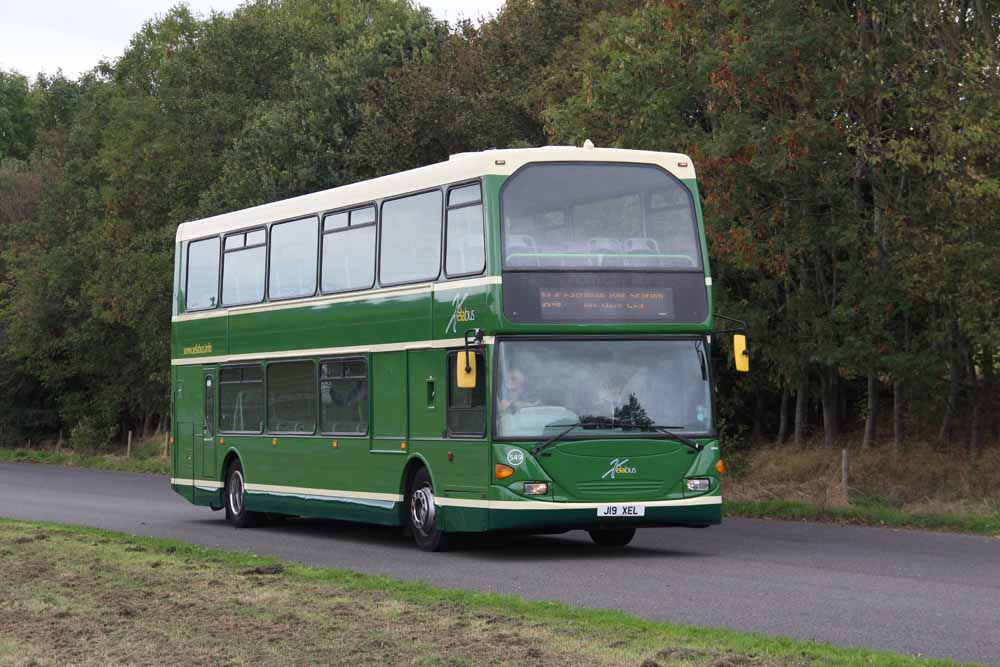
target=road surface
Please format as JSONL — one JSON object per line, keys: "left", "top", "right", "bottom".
{"left": 0, "top": 462, "right": 996, "bottom": 665}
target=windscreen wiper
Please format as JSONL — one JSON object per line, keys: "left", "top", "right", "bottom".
{"left": 651, "top": 425, "right": 704, "bottom": 453}
{"left": 619, "top": 422, "right": 703, "bottom": 453}
{"left": 530, "top": 422, "right": 584, "bottom": 456}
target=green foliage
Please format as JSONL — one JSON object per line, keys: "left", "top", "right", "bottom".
{"left": 0, "top": 71, "right": 35, "bottom": 161}
{"left": 0, "top": 0, "right": 997, "bottom": 454}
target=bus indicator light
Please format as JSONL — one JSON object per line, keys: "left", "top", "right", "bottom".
{"left": 272, "top": 438, "right": 278, "bottom": 447}
{"left": 447, "top": 451, "right": 454, "bottom": 462}
{"left": 219, "top": 437, "right": 224, "bottom": 445}
{"left": 400, "top": 442, "right": 407, "bottom": 450}
{"left": 495, "top": 464, "right": 514, "bottom": 479}
{"left": 715, "top": 460, "right": 726, "bottom": 475}
{"left": 331, "top": 440, "right": 338, "bottom": 449}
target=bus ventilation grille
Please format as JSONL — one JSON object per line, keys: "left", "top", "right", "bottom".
{"left": 573, "top": 481, "right": 663, "bottom": 496}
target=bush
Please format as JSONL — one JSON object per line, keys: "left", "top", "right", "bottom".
{"left": 68, "top": 417, "right": 116, "bottom": 453}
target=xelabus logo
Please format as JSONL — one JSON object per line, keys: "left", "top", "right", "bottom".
{"left": 602, "top": 458, "right": 637, "bottom": 479}
{"left": 446, "top": 293, "right": 476, "bottom": 334}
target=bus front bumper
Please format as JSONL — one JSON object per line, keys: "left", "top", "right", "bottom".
{"left": 436, "top": 493, "right": 722, "bottom": 533}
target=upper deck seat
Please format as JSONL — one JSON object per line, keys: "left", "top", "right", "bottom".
{"left": 624, "top": 237, "right": 662, "bottom": 268}
{"left": 587, "top": 237, "right": 624, "bottom": 267}
{"left": 506, "top": 234, "right": 539, "bottom": 267}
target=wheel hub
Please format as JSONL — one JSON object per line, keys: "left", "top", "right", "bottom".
{"left": 410, "top": 485, "right": 436, "bottom": 535}
{"left": 229, "top": 470, "right": 244, "bottom": 516}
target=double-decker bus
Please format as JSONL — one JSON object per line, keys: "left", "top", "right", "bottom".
{"left": 170, "top": 145, "right": 747, "bottom": 550}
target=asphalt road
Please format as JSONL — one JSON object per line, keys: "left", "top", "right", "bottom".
{"left": 1, "top": 463, "right": 997, "bottom": 665}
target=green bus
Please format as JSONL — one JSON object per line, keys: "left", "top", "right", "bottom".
{"left": 170, "top": 145, "right": 746, "bottom": 550}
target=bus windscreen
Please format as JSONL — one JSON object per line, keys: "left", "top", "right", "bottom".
{"left": 501, "top": 163, "right": 702, "bottom": 271}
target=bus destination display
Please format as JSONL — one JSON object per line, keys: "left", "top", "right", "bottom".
{"left": 539, "top": 287, "right": 675, "bottom": 321}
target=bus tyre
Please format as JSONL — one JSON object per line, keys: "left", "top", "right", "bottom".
{"left": 407, "top": 467, "right": 448, "bottom": 552}
{"left": 588, "top": 527, "right": 636, "bottom": 547}
{"left": 225, "top": 461, "right": 259, "bottom": 528}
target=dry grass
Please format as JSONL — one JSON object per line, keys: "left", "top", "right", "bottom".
{"left": 726, "top": 442, "right": 1000, "bottom": 518}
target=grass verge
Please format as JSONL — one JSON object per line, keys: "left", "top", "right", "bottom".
{"left": 0, "top": 517, "right": 974, "bottom": 667}
{"left": 0, "top": 443, "right": 169, "bottom": 476}
{"left": 724, "top": 499, "right": 1000, "bottom": 536}
{"left": 724, "top": 442, "right": 1000, "bottom": 538}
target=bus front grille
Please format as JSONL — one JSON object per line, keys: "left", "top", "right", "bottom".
{"left": 572, "top": 481, "right": 664, "bottom": 497}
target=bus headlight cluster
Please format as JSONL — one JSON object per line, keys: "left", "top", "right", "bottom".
{"left": 685, "top": 478, "right": 711, "bottom": 492}
{"left": 523, "top": 482, "right": 548, "bottom": 495}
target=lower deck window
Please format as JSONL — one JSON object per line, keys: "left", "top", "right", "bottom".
{"left": 219, "top": 366, "right": 264, "bottom": 433}
{"left": 320, "top": 358, "right": 368, "bottom": 434}
{"left": 267, "top": 361, "right": 316, "bottom": 433}
{"left": 447, "top": 351, "right": 486, "bottom": 437}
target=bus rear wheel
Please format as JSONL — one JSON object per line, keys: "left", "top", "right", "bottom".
{"left": 588, "top": 527, "right": 636, "bottom": 547}
{"left": 225, "top": 461, "right": 260, "bottom": 528}
{"left": 407, "top": 467, "right": 448, "bottom": 552}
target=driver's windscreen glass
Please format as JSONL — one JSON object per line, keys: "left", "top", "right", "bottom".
{"left": 495, "top": 340, "right": 711, "bottom": 438}
{"left": 501, "top": 163, "right": 702, "bottom": 270}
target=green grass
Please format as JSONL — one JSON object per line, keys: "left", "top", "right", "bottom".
{"left": 0, "top": 443, "right": 170, "bottom": 475}
{"left": 0, "top": 517, "right": 976, "bottom": 666}
{"left": 724, "top": 498, "right": 1000, "bottom": 537}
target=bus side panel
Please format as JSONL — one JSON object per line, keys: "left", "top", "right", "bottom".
{"left": 406, "top": 346, "right": 492, "bottom": 533}
{"left": 433, "top": 283, "right": 497, "bottom": 342}
{"left": 172, "top": 317, "right": 228, "bottom": 363}
{"left": 172, "top": 365, "right": 202, "bottom": 497}
{"left": 226, "top": 289, "right": 432, "bottom": 358}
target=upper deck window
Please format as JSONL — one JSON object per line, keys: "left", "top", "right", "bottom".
{"left": 185, "top": 237, "right": 220, "bottom": 311}
{"left": 322, "top": 205, "right": 376, "bottom": 294}
{"left": 269, "top": 216, "right": 318, "bottom": 300}
{"left": 501, "top": 163, "right": 701, "bottom": 271}
{"left": 445, "top": 183, "right": 485, "bottom": 277}
{"left": 222, "top": 228, "right": 266, "bottom": 306}
{"left": 379, "top": 190, "right": 442, "bottom": 285}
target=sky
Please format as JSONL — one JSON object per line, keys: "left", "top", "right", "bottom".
{"left": 0, "top": 0, "right": 506, "bottom": 79}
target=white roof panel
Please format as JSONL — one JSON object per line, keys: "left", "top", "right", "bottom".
{"left": 176, "top": 146, "right": 696, "bottom": 242}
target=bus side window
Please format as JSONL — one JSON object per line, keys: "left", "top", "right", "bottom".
{"left": 447, "top": 351, "right": 486, "bottom": 437}
{"left": 380, "top": 190, "right": 442, "bottom": 285}
{"left": 321, "top": 206, "right": 376, "bottom": 294}
{"left": 222, "top": 229, "right": 266, "bottom": 306}
{"left": 267, "top": 361, "right": 317, "bottom": 434}
{"left": 319, "top": 357, "right": 369, "bottom": 435}
{"left": 445, "top": 183, "right": 485, "bottom": 277}
{"left": 186, "top": 237, "right": 220, "bottom": 311}
{"left": 269, "top": 216, "right": 318, "bottom": 300}
{"left": 219, "top": 366, "right": 265, "bottom": 433}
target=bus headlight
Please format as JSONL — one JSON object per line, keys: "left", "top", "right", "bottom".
{"left": 523, "top": 482, "right": 548, "bottom": 495}
{"left": 686, "top": 478, "right": 711, "bottom": 492}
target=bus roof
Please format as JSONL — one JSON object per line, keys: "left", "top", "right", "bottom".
{"left": 176, "top": 145, "right": 695, "bottom": 242}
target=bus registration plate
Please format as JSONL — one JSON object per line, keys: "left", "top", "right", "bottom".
{"left": 596, "top": 503, "right": 645, "bottom": 517}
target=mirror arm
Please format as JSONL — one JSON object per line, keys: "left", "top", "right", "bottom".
{"left": 463, "top": 328, "right": 484, "bottom": 372}
{"left": 711, "top": 314, "right": 748, "bottom": 336}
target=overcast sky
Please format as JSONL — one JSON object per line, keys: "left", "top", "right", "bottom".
{"left": 0, "top": 0, "right": 506, "bottom": 79}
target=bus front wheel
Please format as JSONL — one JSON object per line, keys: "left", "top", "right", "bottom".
{"left": 225, "top": 461, "right": 260, "bottom": 528}
{"left": 407, "top": 467, "right": 448, "bottom": 552}
{"left": 588, "top": 527, "right": 636, "bottom": 548}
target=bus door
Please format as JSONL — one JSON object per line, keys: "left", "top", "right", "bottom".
{"left": 199, "top": 369, "right": 217, "bottom": 478}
